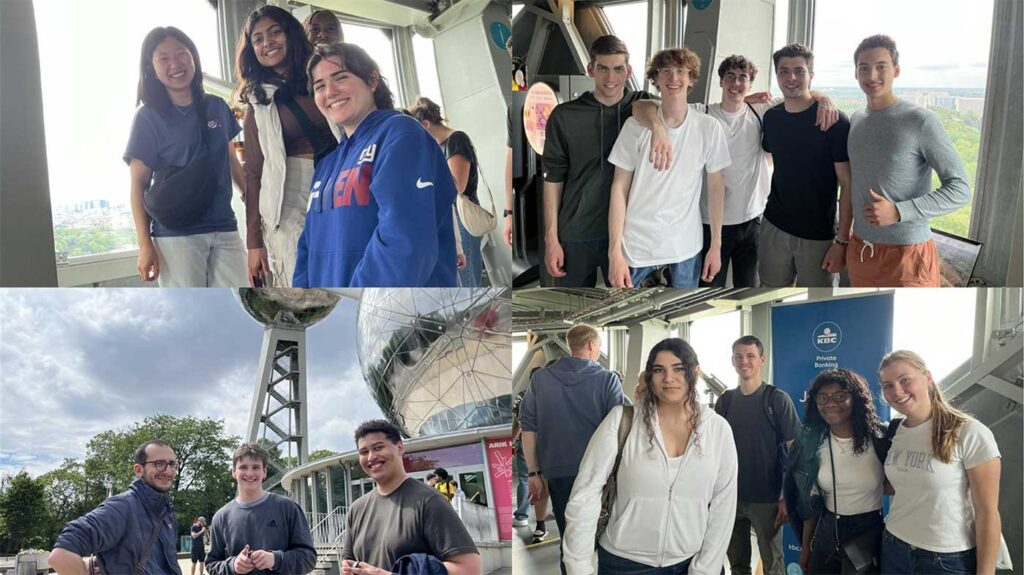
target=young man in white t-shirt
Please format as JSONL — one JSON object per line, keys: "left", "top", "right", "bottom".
{"left": 607, "top": 47, "right": 731, "bottom": 288}
{"left": 634, "top": 56, "right": 838, "bottom": 287}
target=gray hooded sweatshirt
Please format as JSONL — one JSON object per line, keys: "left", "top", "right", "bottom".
{"left": 519, "top": 357, "right": 627, "bottom": 478}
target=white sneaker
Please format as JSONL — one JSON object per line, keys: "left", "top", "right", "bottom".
{"left": 512, "top": 517, "right": 529, "bottom": 527}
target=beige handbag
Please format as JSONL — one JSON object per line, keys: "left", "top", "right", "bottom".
{"left": 456, "top": 175, "right": 496, "bottom": 237}
{"left": 446, "top": 138, "right": 496, "bottom": 237}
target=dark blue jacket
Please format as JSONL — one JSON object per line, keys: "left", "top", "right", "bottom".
{"left": 54, "top": 478, "right": 181, "bottom": 575}
{"left": 392, "top": 553, "right": 448, "bottom": 575}
{"left": 293, "top": 109, "right": 458, "bottom": 287}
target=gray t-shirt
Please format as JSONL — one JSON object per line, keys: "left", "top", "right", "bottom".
{"left": 342, "top": 478, "right": 478, "bottom": 570}
{"left": 206, "top": 492, "right": 317, "bottom": 575}
{"left": 715, "top": 383, "right": 800, "bottom": 502}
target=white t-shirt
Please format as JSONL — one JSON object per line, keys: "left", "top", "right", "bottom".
{"left": 816, "top": 433, "right": 884, "bottom": 515}
{"left": 697, "top": 100, "right": 776, "bottom": 226}
{"left": 608, "top": 109, "right": 731, "bottom": 267}
{"left": 884, "top": 417, "right": 1000, "bottom": 552}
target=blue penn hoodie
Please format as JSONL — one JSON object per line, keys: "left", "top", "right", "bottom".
{"left": 293, "top": 109, "right": 458, "bottom": 287}
{"left": 518, "top": 357, "right": 627, "bottom": 478}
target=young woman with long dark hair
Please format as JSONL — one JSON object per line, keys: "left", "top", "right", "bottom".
{"left": 562, "top": 338, "right": 738, "bottom": 574}
{"left": 786, "top": 369, "right": 887, "bottom": 574}
{"left": 125, "top": 26, "right": 246, "bottom": 287}
{"left": 234, "top": 5, "right": 337, "bottom": 287}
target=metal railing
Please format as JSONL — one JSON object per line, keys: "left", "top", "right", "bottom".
{"left": 308, "top": 506, "right": 346, "bottom": 547}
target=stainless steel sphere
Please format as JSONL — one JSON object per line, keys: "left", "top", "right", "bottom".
{"left": 356, "top": 288, "right": 512, "bottom": 437}
{"left": 235, "top": 288, "right": 341, "bottom": 329}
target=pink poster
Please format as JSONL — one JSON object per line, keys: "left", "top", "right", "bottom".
{"left": 485, "top": 437, "right": 514, "bottom": 541}
{"left": 523, "top": 82, "right": 557, "bottom": 155}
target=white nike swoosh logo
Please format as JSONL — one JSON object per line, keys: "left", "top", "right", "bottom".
{"left": 416, "top": 178, "right": 434, "bottom": 189}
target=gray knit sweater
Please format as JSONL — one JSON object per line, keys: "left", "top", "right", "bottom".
{"left": 848, "top": 99, "right": 970, "bottom": 244}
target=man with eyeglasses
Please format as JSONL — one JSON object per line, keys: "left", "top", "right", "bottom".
{"left": 607, "top": 47, "right": 731, "bottom": 288}
{"left": 760, "top": 43, "right": 852, "bottom": 288}
{"left": 206, "top": 443, "right": 316, "bottom": 575}
{"left": 49, "top": 440, "right": 182, "bottom": 575}
{"left": 714, "top": 336, "right": 800, "bottom": 575}
{"left": 541, "top": 35, "right": 654, "bottom": 287}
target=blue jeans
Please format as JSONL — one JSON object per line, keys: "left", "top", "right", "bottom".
{"left": 457, "top": 218, "right": 483, "bottom": 287}
{"left": 513, "top": 448, "right": 530, "bottom": 521}
{"left": 881, "top": 530, "right": 977, "bottom": 574}
{"left": 597, "top": 545, "right": 693, "bottom": 574}
{"left": 630, "top": 254, "right": 702, "bottom": 288}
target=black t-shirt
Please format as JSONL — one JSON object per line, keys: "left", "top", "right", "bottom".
{"left": 443, "top": 131, "right": 480, "bottom": 205}
{"left": 761, "top": 102, "right": 850, "bottom": 240}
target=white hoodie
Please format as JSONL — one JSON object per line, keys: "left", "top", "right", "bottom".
{"left": 563, "top": 403, "right": 738, "bottom": 575}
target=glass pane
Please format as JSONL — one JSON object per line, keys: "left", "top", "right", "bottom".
{"left": 458, "top": 471, "right": 488, "bottom": 506}
{"left": 315, "top": 470, "right": 328, "bottom": 514}
{"left": 34, "top": 0, "right": 221, "bottom": 258}
{"left": 411, "top": 34, "right": 443, "bottom": 106}
{"left": 813, "top": 0, "right": 994, "bottom": 238}
{"left": 689, "top": 311, "right": 742, "bottom": 399}
{"left": 344, "top": 23, "right": 400, "bottom": 107}
{"left": 331, "top": 465, "right": 347, "bottom": 510}
{"left": 893, "top": 289, "right": 975, "bottom": 382}
{"left": 602, "top": 1, "right": 649, "bottom": 87}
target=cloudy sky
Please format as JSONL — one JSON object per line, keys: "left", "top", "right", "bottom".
{"left": 0, "top": 289, "right": 385, "bottom": 479}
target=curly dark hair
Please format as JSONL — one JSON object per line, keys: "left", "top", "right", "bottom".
{"left": 233, "top": 5, "right": 313, "bottom": 106}
{"left": 639, "top": 338, "right": 702, "bottom": 454}
{"left": 804, "top": 369, "right": 884, "bottom": 454}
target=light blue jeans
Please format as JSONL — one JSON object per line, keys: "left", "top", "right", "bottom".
{"left": 629, "top": 253, "right": 702, "bottom": 288}
{"left": 152, "top": 231, "right": 247, "bottom": 287}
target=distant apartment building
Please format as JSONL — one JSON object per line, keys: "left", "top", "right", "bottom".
{"left": 956, "top": 97, "right": 985, "bottom": 116}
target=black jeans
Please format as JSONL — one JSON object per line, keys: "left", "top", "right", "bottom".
{"left": 699, "top": 217, "right": 761, "bottom": 287}
{"left": 547, "top": 475, "right": 577, "bottom": 575}
{"left": 809, "top": 509, "right": 884, "bottom": 574}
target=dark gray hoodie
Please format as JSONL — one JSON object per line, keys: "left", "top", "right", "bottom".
{"left": 542, "top": 89, "right": 653, "bottom": 242}
{"left": 519, "top": 357, "right": 627, "bottom": 478}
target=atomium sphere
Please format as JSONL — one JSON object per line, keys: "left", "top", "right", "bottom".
{"left": 235, "top": 288, "right": 340, "bottom": 329}
{"left": 357, "top": 288, "right": 511, "bottom": 437}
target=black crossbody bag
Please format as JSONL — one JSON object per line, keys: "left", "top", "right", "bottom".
{"left": 145, "top": 98, "right": 216, "bottom": 229}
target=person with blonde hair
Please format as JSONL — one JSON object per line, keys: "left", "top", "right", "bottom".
{"left": 520, "top": 323, "right": 626, "bottom": 574}
{"left": 563, "top": 338, "right": 737, "bottom": 574}
{"left": 878, "top": 350, "right": 1001, "bottom": 574}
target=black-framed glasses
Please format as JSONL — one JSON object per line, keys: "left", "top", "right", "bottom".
{"left": 814, "top": 392, "right": 851, "bottom": 406}
{"left": 144, "top": 460, "right": 178, "bottom": 471}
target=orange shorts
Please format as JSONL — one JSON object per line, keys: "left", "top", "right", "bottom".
{"left": 846, "top": 234, "right": 941, "bottom": 287}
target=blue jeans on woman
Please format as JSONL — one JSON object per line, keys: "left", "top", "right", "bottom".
{"left": 881, "top": 530, "right": 977, "bottom": 574}
{"left": 597, "top": 546, "right": 693, "bottom": 575}
{"left": 513, "top": 448, "right": 530, "bottom": 522}
{"left": 457, "top": 218, "right": 483, "bottom": 287}
{"left": 629, "top": 253, "right": 702, "bottom": 288}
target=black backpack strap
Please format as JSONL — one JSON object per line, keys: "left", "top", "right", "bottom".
{"left": 886, "top": 418, "right": 903, "bottom": 439}
{"left": 762, "top": 384, "right": 782, "bottom": 440}
{"left": 873, "top": 418, "right": 903, "bottom": 463}
{"left": 745, "top": 101, "right": 763, "bottom": 131}
{"left": 277, "top": 91, "right": 336, "bottom": 164}
{"left": 716, "top": 389, "right": 733, "bottom": 418}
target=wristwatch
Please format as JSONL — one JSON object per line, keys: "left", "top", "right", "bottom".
{"left": 832, "top": 237, "right": 849, "bottom": 247}
{"left": 503, "top": 209, "right": 514, "bottom": 218}
{"left": 528, "top": 470, "right": 543, "bottom": 477}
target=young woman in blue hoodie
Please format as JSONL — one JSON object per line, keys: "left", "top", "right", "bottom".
{"left": 295, "top": 43, "right": 457, "bottom": 287}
